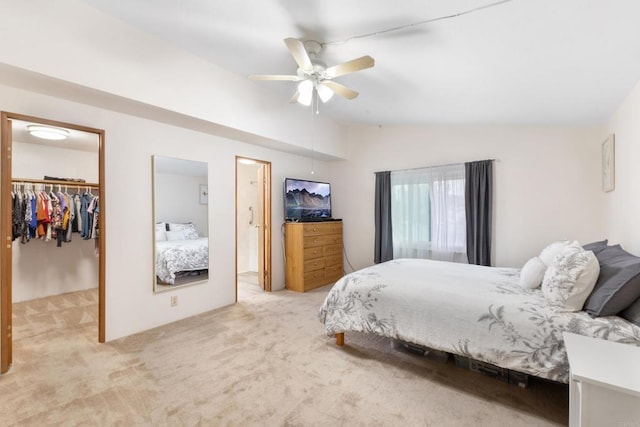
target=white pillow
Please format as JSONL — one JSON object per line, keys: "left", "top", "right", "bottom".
{"left": 168, "top": 222, "right": 199, "bottom": 240}
{"left": 520, "top": 256, "right": 546, "bottom": 289}
{"left": 155, "top": 222, "right": 167, "bottom": 241}
{"left": 539, "top": 240, "right": 579, "bottom": 266}
{"left": 166, "top": 230, "right": 187, "bottom": 241}
{"left": 542, "top": 245, "right": 600, "bottom": 312}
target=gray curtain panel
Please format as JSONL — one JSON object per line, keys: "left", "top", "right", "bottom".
{"left": 465, "top": 160, "right": 493, "bottom": 266}
{"left": 374, "top": 171, "right": 394, "bottom": 264}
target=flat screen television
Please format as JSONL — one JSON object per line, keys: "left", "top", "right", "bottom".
{"left": 284, "top": 177, "right": 331, "bottom": 221}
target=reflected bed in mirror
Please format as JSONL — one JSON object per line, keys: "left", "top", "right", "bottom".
{"left": 153, "top": 155, "right": 209, "bottom": 292}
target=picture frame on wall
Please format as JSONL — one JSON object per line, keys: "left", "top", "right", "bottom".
{"left": 199, "top": 184, "right": 208, "bottom": 204}
{"left": 602, "top": 134, "right": 615, "bottom": 192}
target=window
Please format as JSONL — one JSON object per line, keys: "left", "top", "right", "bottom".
{"left": 390, "top": 164, "right": 467, "bottom": 262}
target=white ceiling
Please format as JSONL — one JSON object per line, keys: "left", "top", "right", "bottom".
{"left": 81, "top": 0, "right": 640, "bottom": 126}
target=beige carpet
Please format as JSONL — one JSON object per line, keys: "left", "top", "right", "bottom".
{"left": 0, "top": 284, "right": 568, "bottom": 426}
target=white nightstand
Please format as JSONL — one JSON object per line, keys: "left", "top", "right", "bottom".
{"left": 563, "top": 332, "right": 640, "bottom": 427}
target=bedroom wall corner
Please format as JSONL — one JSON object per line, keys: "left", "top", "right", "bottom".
{"left": 604, "top": 79, "right": 640, "bottom": 255}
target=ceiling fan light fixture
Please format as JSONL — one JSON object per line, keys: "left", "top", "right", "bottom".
{"left": 316, "top": 84, "right": 334, "bottom": 103}
{"left": 27, "top": 125, "right": 70, "bottom": 140}
{"left": 297, "top": 80, "right": 313, "bottom": 106}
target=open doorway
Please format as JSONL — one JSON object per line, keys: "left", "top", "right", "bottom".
{"left": 235, "top": 157, "right": 271, "bottom": 301}
{"left": 1, "top": 112, "right": 105, "bottom": 374}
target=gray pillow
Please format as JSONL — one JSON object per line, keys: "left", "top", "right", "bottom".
{"left": 582, "top": 239, "right": 609, "bottom": 255}
{"left": 583, "top": 245, "right": 640, "bottom": 317}
{"left": 619, "top": 297, "right": 640, "bottom": 327}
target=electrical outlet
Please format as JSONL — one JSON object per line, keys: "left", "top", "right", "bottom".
{"left": 170, "top": 295, "right": 178, "bottom": 307}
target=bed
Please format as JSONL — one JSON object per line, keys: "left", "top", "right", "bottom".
{"left": 318, "top": 255, "right": 640, "bottom": 383}
{"left": 155, "top": 237, "right": 209, "bottom": 285}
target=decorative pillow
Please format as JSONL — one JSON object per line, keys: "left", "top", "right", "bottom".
{"left": 168, "top": 222, "right": 199, "bottom": 240}
{"left": 542, "top": 245, "right": 599, "bottom": 312}
{"left": 166, "top": 230, "right": 187, "bottom": 241}
{"left": 520, "top": 256, "right": 546, "bottom": 289}
{"left": 583, "top": 245, "right": 640, "bottom": 317}
{"left": 539, "top": 240, "right": 579, "bottom": 266}
{"left": 582, "top": 239, "right": 609, "bottom": 255}
{"left": 619, "top": 297, "right": 640, "bottom": 327}
{"left": 155, "top": 222, "right": 168, "bottom": 241}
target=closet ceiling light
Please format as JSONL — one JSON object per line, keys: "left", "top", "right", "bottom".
{"left": 238, "top": 158, "right": 256, "bottom": 165}
{"left": 27, "top": 125, "right": 70, "bottom": 140}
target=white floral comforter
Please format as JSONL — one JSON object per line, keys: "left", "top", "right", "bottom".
{"left": 156, "top": 238, "right": 208, "bottom": 284}
{"left": 318, "top": 258, "right": 640, "bottom": 383}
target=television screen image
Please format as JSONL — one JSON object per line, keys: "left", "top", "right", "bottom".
{"left": 284, "top": 178, "right": 331, "bottom": 220}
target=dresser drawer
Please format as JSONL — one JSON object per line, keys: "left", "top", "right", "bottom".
{"left": 304, "top": 246, "right": 324, "bottom": 260}
{"left": 324, "top": 234, "right": 342, "bottom": 246}
{"left": 325, "top": 265, "right": 343, "bottom": 282}
{"left": 304, "top": 269, "right": 325, "bottom": 284}
{"left": 324, "top": 222, "right": 343, "bottom": 234}
{"left": 303, "top": 223, "right": 331, "bottom": 236}
{"left": 324, "top": 253, "right": 342, "bottom": 267}
{"left": 304, "top": 257, "right": 325, "bottom": 271}
{"left": 304, "top": 235, "right": 324, "bottom": 248}
{"left": 324, "top": 243, "right": 342, "bottom": 256}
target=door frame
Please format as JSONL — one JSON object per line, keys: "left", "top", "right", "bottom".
{"left": 0, "top": 112, "right": 106, "bottom": 374}
{"left": 235, "top": 156, "right": 272, "bottom": 299}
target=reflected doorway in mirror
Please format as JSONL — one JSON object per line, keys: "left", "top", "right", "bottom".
{"left": 199, "top": 184, "right": 208, "bottom": 205}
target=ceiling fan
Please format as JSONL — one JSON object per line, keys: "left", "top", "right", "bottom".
{"left": 249, "top": 38, "right": 375, "bottom": 106}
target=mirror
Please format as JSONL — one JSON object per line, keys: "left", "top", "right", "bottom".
{"left": 153, "top": 155, "right": 209, "bottom": 292}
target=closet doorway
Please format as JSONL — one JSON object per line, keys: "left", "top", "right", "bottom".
{"left": 235, "top": 157, "right": 271, "bottom": 300}
{"left": 0, "top": 112, "right": 106, "bottom": 374}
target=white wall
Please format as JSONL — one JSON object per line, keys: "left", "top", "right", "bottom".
{"left": 604, "top": 80, "right": 640, "bottom": 254}
{"left": 11, "top": 141, "right": 99, "bottom": 302}
{"left": 0, "top": 83, "right": 329, "bottom": 342}
{"left": 155, "top": 172, "right": 208, "bottom": 237}
{"left": 331, "top": 125, "right": 605, "bottom": 270}
{"left": 13, "top": 141, "right": 98, "bottom": 182}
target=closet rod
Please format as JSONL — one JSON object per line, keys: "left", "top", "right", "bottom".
{"left": 11, "top": 177, "right": 99, "bottom": 189}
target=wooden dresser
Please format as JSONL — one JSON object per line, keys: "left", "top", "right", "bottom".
{"left": 285, "top": 221, "right": 343, "bottom": 292}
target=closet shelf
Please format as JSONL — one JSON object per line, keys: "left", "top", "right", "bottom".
{"left": 11, "top": 177, "right": 99, "bottom": 188}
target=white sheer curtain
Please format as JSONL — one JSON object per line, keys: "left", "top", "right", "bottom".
{"left": 391, "top": 164, "right": 467, "bottom": 263}
{"left": 391, "top": 168, "right": 431, "bottom": 259}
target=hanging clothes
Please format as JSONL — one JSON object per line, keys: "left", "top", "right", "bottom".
{"left": 11, "top": 181, "right": 99, "bottom": 247}
{"left": 80, "top": 191, "right": 93, "bottom": 239}
{"left": 29, "top": 192, "right": 37, "bottom": 239}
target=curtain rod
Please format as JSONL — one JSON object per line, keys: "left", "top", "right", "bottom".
{"left": 374, "top": 159, "right": 495, "bottom": 175}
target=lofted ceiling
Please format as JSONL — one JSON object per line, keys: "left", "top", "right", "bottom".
{"left": 81, "top": 0, "right": 640, "bottom": 126}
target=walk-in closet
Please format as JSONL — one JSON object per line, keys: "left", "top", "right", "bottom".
{"left": 1, "top": 113, "right": 105, "bottom": 374}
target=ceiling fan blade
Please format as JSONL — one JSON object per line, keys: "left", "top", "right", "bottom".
{"left": 249, "top": 74, "right": 300, "bottom": 81}
{"left": 289, "top": 90, "right": 300, "bottom": 104}
{"left": 284, "top": 38, "right": 313, "bottom": 73}
{"left": 324, "top": 55, "right": 375, "bottom": 79}
{"left": 322, "top": 81, "right": 359, "bottom": 100}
